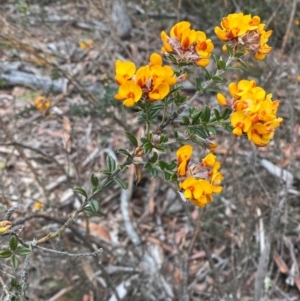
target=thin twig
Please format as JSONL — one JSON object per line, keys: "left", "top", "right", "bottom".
{"left": 199, "top": 232, "right": 223, "bottom": 298}
{"left": 35, "top": 245, "right": 103, "bottom": 257}
{"left": 280, "top": 0, "right": 297, "bottom": 56}
{"left": 0, "top": 276, "right": 9, "bottom": 295}
{"left": 181, "top": 210, "right": 202, "bottom": 301}
{"left": 35, "top": 155, "right": 134, "bottom": 245}
{"left": 120, "top": 164, "right": 141, "bottom": 248}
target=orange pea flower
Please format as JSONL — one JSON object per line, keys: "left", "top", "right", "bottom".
{"left": 215, "top": 13, "right": 272, "bottom": 60}
{"left": 114, "top": 81, "right": 143, "bottom": 107}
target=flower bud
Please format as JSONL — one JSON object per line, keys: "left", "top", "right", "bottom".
{"left": 151, "top": 134, "right": 160, "bottom": 146}
{"left": 0, "top": 220, "right": 12, "bottom": 235}
{"left": 134, "top": 146, "right": 144, "bottom": 157}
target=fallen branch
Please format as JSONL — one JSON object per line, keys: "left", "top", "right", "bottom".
{"left": 0, "top": 67, "right": 105, "bottom": 95}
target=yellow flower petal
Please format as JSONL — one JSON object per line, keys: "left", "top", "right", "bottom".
{"left": 216, "top": 93, "right": 228, "bottom": 106}
{"left": 150, "top": 53, "right": 162, "bottom": 66}
{"left": 202, "top": 153, "right": 216, "bottom": 166}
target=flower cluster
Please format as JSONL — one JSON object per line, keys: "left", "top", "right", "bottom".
{"left": 34, "top": 96, "right": 51, "bottom": 112}
{"left": 161, "top": 21, "right": 214, "bottom": 67}
{"left": 114, "top": 53, "right": 182, "bottom": 107}
{"left": 215, "top": 13, "right": 272, "bottom": 60}
{"left": 217, "top": 80, "right": 283, "bottom": 147}
{"left": 176, "top": 145, "right": 223, "bottom": 208}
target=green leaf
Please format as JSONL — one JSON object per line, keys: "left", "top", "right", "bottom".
{"left": 237, "top": 59, "right": 248, "bottom": 69}
{"left": 119, "top": 165, "right": 129, "bottom": 172}
{"left": 124, "top": 131, "right": 138, "bottom": 147}
{"left": 207, "top": 126, "right": 217, "bottom": 135}
{"left": 155, "top": 146, "right": 166, "bottom": 152}
{"left": 9, "top": 236, "right": 18, "bottom": 251}
{"left": 204, "top": 86, "right": 221, "bottom": 93}
{"left": 212, "top": 76, "right": 227, "bottom": 83}
{"left": 226, "top": 45, "right": 233, "bottom": 56}
{"left": 143, "top": 142, "right": 153, "bottom": 154}
{"left": 11, "top": 255, "right": 19, "bottom": 270}
{"left": 106, "top": 155, "right": 116, "bottom": 173}
{"left": 195, "top": 78, "right": 202, "bottom": 90}
{"left": 114, "top": 178, "right": 128, "bottom": 190}
{"left": 0, "top": 249, "right": 12, "bottom": 258}
{"left": 144, "top": 162, "right": 152, "bottom": 170}
{"left": 149, "top": 152, "right": 158, "bottom": 164}
{"left": 140, "top": 137, "right": 148, "bottom": 144}
{"left": 88, "top": 199, "right": 99, "bottom": 212}
{"left": 203, "top": 68, "right": 212, "bottom": 80}
{"left": 193, "top": 127, "right": 207, "bottom": 139}
{"left": 213, "top": 109, "right": 221, "bottom": 120}
{"left": 163, "top": 170, "right": 172, "bottom": 180}
{"left": 235, "top": 50, "right": 245, "bottom": 58}
{"left": 166, "top": 161, "right": 177, "bottom": 170}
{"left": 11, "top": 278, "right": 18, "bottom": 287}
{"left": 201, "top": 106, "right": 211, "bottom": 123}
{"left": 83, "top": 207, "right": 94, "bottom": 216}
{"left": 100, "top": 169, "right": 112, "bottom": 176}
{"left": 170, "top": 173, "right": 178, "bottom": 181}
{"left": 84, "top": 202, "right": 103, "bottom": 217}
{"left": 150, "top": 168, "right": 158, "bottom": 178}
{"left": 100, "top": 179, "right": 113, "bottom": 188}
{"left": 117, "top": 148, "right": 131, "bottom": 156}
{"left": 74, "top": 187, "right": 87, "bottom": 198}
{"left": 90, "top": 173, "right": 99, "bottom": 187}
{"left": 15, "top": 247, "right": 31, "bottom": 256}
{"left": 217, "top": 59, "right": 226, "bottom": 70}
{"left": 157, "top": 160, "right": 168, "bottom": 170}
{"left": 91, "top": 187, "right": 99, "bottom": 194}
{"left": 221, "top": 108, "right": 232, "bottom": 120}
{"left": 191, "top": 111, "right": 202, "bottom": 125}
{"left": 182, "top": 116, "right": 190, "bottom": 125}
{"left": 159, "top": 135, "right": 168, "bottom": 143}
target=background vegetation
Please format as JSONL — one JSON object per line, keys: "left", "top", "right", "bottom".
{"left": 0, "top": 0, "right": 300, "bottom": 300}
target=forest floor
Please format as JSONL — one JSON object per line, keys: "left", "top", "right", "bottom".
{"left": 1, "top": 0, "right": 300, "bottom": 300}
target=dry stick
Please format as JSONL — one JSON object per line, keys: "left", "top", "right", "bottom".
{"left": 265, "top": 0, "right": 286, "bottom": 28}
{"left": 120, "top": 164, "right": 141, "bottom": 248}
{"left": 254, "top": 198, "right": 286, "bottom": 301}
{"left": 0, "top": 276, "right": 9, "bottom": 295}
{"left": 280, "top": 0, "right": 297, "bottom": 57}
{"left": 0, "top": 117, "right": 50, "bottom": 200}
{"left": 48, "top": 286, "right": 74, "bottom": 301}
{"left": 0, "top": 19, "right": 98, "bottom": 104}
{"left": 199, "top": 231, "right": 223, "bottom": 298}
{"left": 120, "top": 166, "right": 174, "bottom": 299}
{"left": 181, "top": 213, "right": 202, "bottom": 301}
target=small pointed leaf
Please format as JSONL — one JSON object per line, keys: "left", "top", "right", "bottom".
{"left": 11, "top": 255, "right": 19, "bottom": 270}
{"left": 90, "top": 173, "right": 99, "bottom": 187}
{"left": 124, "top": 131, "right": 138, "bottom": 147}
{"left": 106, "top": 155, "right": 116, "bottom": 173}
{"left": 114, "top": 178, "right": 128, "bottom": 190}
{"left": 9, "top": 236, "right": 18, "bottom": 251}
{"left": 74, "top": 187, "right": 87, "bottom": 198}
{"left": 15, "top": 247, "right": 31, "bottom": 256}
{"left": 0, "top": 249, "right": 12, "bottom": 258}
{"left": 201, "top": 106, "right": 211, "bottom": 123}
